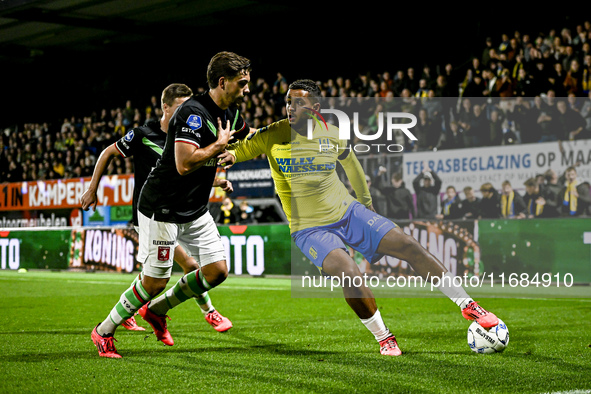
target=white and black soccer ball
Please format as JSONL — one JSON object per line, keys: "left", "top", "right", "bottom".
{"left": 467, "top": 319, "right": 509, "bottom": 354}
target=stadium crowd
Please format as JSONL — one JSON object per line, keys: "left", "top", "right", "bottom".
{"left": 1, "top": 21, "right": 591, "bottom": 220}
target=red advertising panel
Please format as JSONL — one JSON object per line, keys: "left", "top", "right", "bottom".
{"left": 0, "top": 175, "right": 134, "bottom": 211}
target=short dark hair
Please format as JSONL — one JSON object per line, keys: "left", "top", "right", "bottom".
{"left": 288, "top": 79, "right": 322, "bottom": 98}
{"left": 207, "top": 51, "right": 251, "bottom": 89}
{"left": 480, "top": 182, "right": 494, "bottom": 192}
{"left": 392, "top": 172, "right": 403, "bottom": 182}
{"left": 161, "top": 83, "right": 193, "bottom": 107}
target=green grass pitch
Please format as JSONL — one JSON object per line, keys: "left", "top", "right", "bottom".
{"left": 0, "top": 270, "right": 590, "bottom": 394}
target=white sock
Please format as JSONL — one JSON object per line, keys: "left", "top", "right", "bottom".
{"left": 360, "top": 310, "right": 392, "bottom": 342}
{"left": 97, "top": 320, "right": 116, "bottom": 337}
{"left": 436, "top": 272, "right": 473, "bottom": 309}
{"left": 194, "top": 292, "right": 215, "bottom": 315}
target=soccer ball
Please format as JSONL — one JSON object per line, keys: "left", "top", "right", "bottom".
{"left": 467, "top": 319, "right": 509, "bottom": 354}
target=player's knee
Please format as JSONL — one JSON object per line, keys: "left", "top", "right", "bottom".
{"left": 142, "top": 277, "right": 168, "bottom": 297}
{"left": 178, "top": 257, "right": 199, "bottom": 275}
{"left": 323, "top": 251, "right": 362, "bottom": 283}
{"left": 208, "top": 270, "right": 228, "bottom": 287}
{"left": 202, "top": 261, "right": 228, "bottom": 287}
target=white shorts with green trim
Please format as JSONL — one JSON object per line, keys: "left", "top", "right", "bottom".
{"left": 137, "top": 211, "right": 226, "bottom": 279}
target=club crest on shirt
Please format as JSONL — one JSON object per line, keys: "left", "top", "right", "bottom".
{"left": 187, "top": 114, "right": 202, "bottom": 130}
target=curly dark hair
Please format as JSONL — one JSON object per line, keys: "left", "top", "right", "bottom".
{"left": 288, "top": 79, "right": 322, "bottom": 98}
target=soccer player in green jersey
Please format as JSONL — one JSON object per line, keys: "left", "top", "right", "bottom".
{"left": 90, "top": 52, "right": 251, "bottom": 358}
{"left": 82, "top": 83, "right": 233, "bottom": 335}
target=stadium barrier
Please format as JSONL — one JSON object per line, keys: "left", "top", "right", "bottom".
{"left": 1, "top": 218, "right": 589, "bottom": 283}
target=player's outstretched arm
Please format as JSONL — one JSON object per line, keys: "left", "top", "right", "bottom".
{"left": 217, "top": 151, "right": 237, "bottom": 170}
{"left": 175, "top": 119, "right": 235, "bottom": 175}
{"left": 80, "top": 143, "right": 120, "bottom": 211}
{"left": 221, "top": 123, "right": 271, "bottom": 170}
{"left": 339, "top": 150, "right": 373, "bottom": 209}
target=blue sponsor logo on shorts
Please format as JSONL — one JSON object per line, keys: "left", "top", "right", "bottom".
{"left": 187, "top": 114, "right": 202, "bottom": 130}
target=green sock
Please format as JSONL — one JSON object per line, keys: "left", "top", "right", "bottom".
{"left": 194, "top": 292, "right": 215, "bottom": 315}
{"left": 149, "top": 269, "right": 212, "bottom": 316}
{"left": 97, "top": 279, "right": 151, "bottom": 336}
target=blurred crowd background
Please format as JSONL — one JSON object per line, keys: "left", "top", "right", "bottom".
{"left": 2, "top": 18, "right": 591, "bottom": 223}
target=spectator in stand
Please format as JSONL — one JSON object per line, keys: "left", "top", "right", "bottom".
{"left": 461, "top": 186, "right": 481, "bottom": 219}
{"left": 536, "top": 92, "right": 559, "bottom": 142}
{"left": 523, "top": 177, "right": 557, "bottom": 218}
{"left": 580, "top": 91, "right": 591, "bottom": 135}
{"left": 433, "top": 74, "right": 451, "bottom": 98}
{"left": 421, "top": 65, "right": 436, "bottom": 89}
{"left": 456, "top": 98, "right": 473, "bottom": 134}
{"left": 563, "top": 58, "right": 585, "bottom": 97}
{"left": 478, "top": 182, "right": 501, "bottom": 219}
{"left": 469, "top": 57, "right": 484, "bottom": 80}
{"left": 63, "top": 154, "right": 75, "bottom": 179}
{"left": 441, "top": 63, "right": 461, "bottom": 95}
{"left": 559, "top": 166, "right": 591, "bottom": 217}
{"left": 555, "top": 99, "right": 587, "bottom": 141}
{"left": 38, "top": 161, "right": 51, "bottom": 180}
{"left": 436, "top": 186, "right": 463, "bottom": 220}
{"left": 414, "top": 78, "right": 430, "bottom": 99}
{"left": 520, "top": 97, "right": 544, "bottom": 138}
{"left": 413, "top": 108, "right": 440, "bottom": 151}
{"left": 6, "top": 160, "right": 22, "bottom": 182}
{"left": 404, "top": 67, "right": 419, "bottom": 94}
{"left": 581, "top": 53, "right": 591, "bottom": 95}
{"left": 462, "top": 72, "right": 487, "bottom": 99}
{"left": 52, "top": 151, "right": 65, "bottom": 178}
{"left": 549, "top": 62, "right": 568, "bottom": 97}
{"left": 436, "top": 120, "right": 465, "bottom": 150}
{"left": 378, "top": 80, "right": 392, "bottom": 97}
{"left": 238, "top": 200, "right": 255, "bottom": 224}
{"left": 218, "top": 196, "right": 241, "bottom": 225}
{"left": 510, "top": 52, "right": 525, "bottom": 80}
{"left": 530, "top": 60, "right": 553, "bottom": 95}
{"left": 83, "top": 149, "right": 96, "bottom": 168}
{"left": 412, "top": 163, "right": 442, "bottom": 220}
{"left": 122, "top": 100, "right": 134, "bottom": 128}
{"left": 373, "top": 168, "right": 416, "bottom": 220}
{"left": 493, "top": 68, "right": 514, "bottom": 98}
{"left": 500, "top": 180, "right": 526, "bottom": 219}
{"left": 481, "top": 37, "right": 495, "bottom": 68}
{"left": 365, "top": 174, "right": 387, "bottom": 216}
{"left": 422, "top": 89, "right": 443, "bottom": 122}
{"left": 488, "top": 108, "right": 504, "bottom": 146}
{"left": 464, "top": 102, "right": 487, "bottom": 147}
{"left": 514, "top": 68, "right": 535, "bottom": 97}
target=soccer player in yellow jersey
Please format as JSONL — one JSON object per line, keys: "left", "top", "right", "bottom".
{"left": 220, "top": 79, "right": 499, "bottom": 356}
